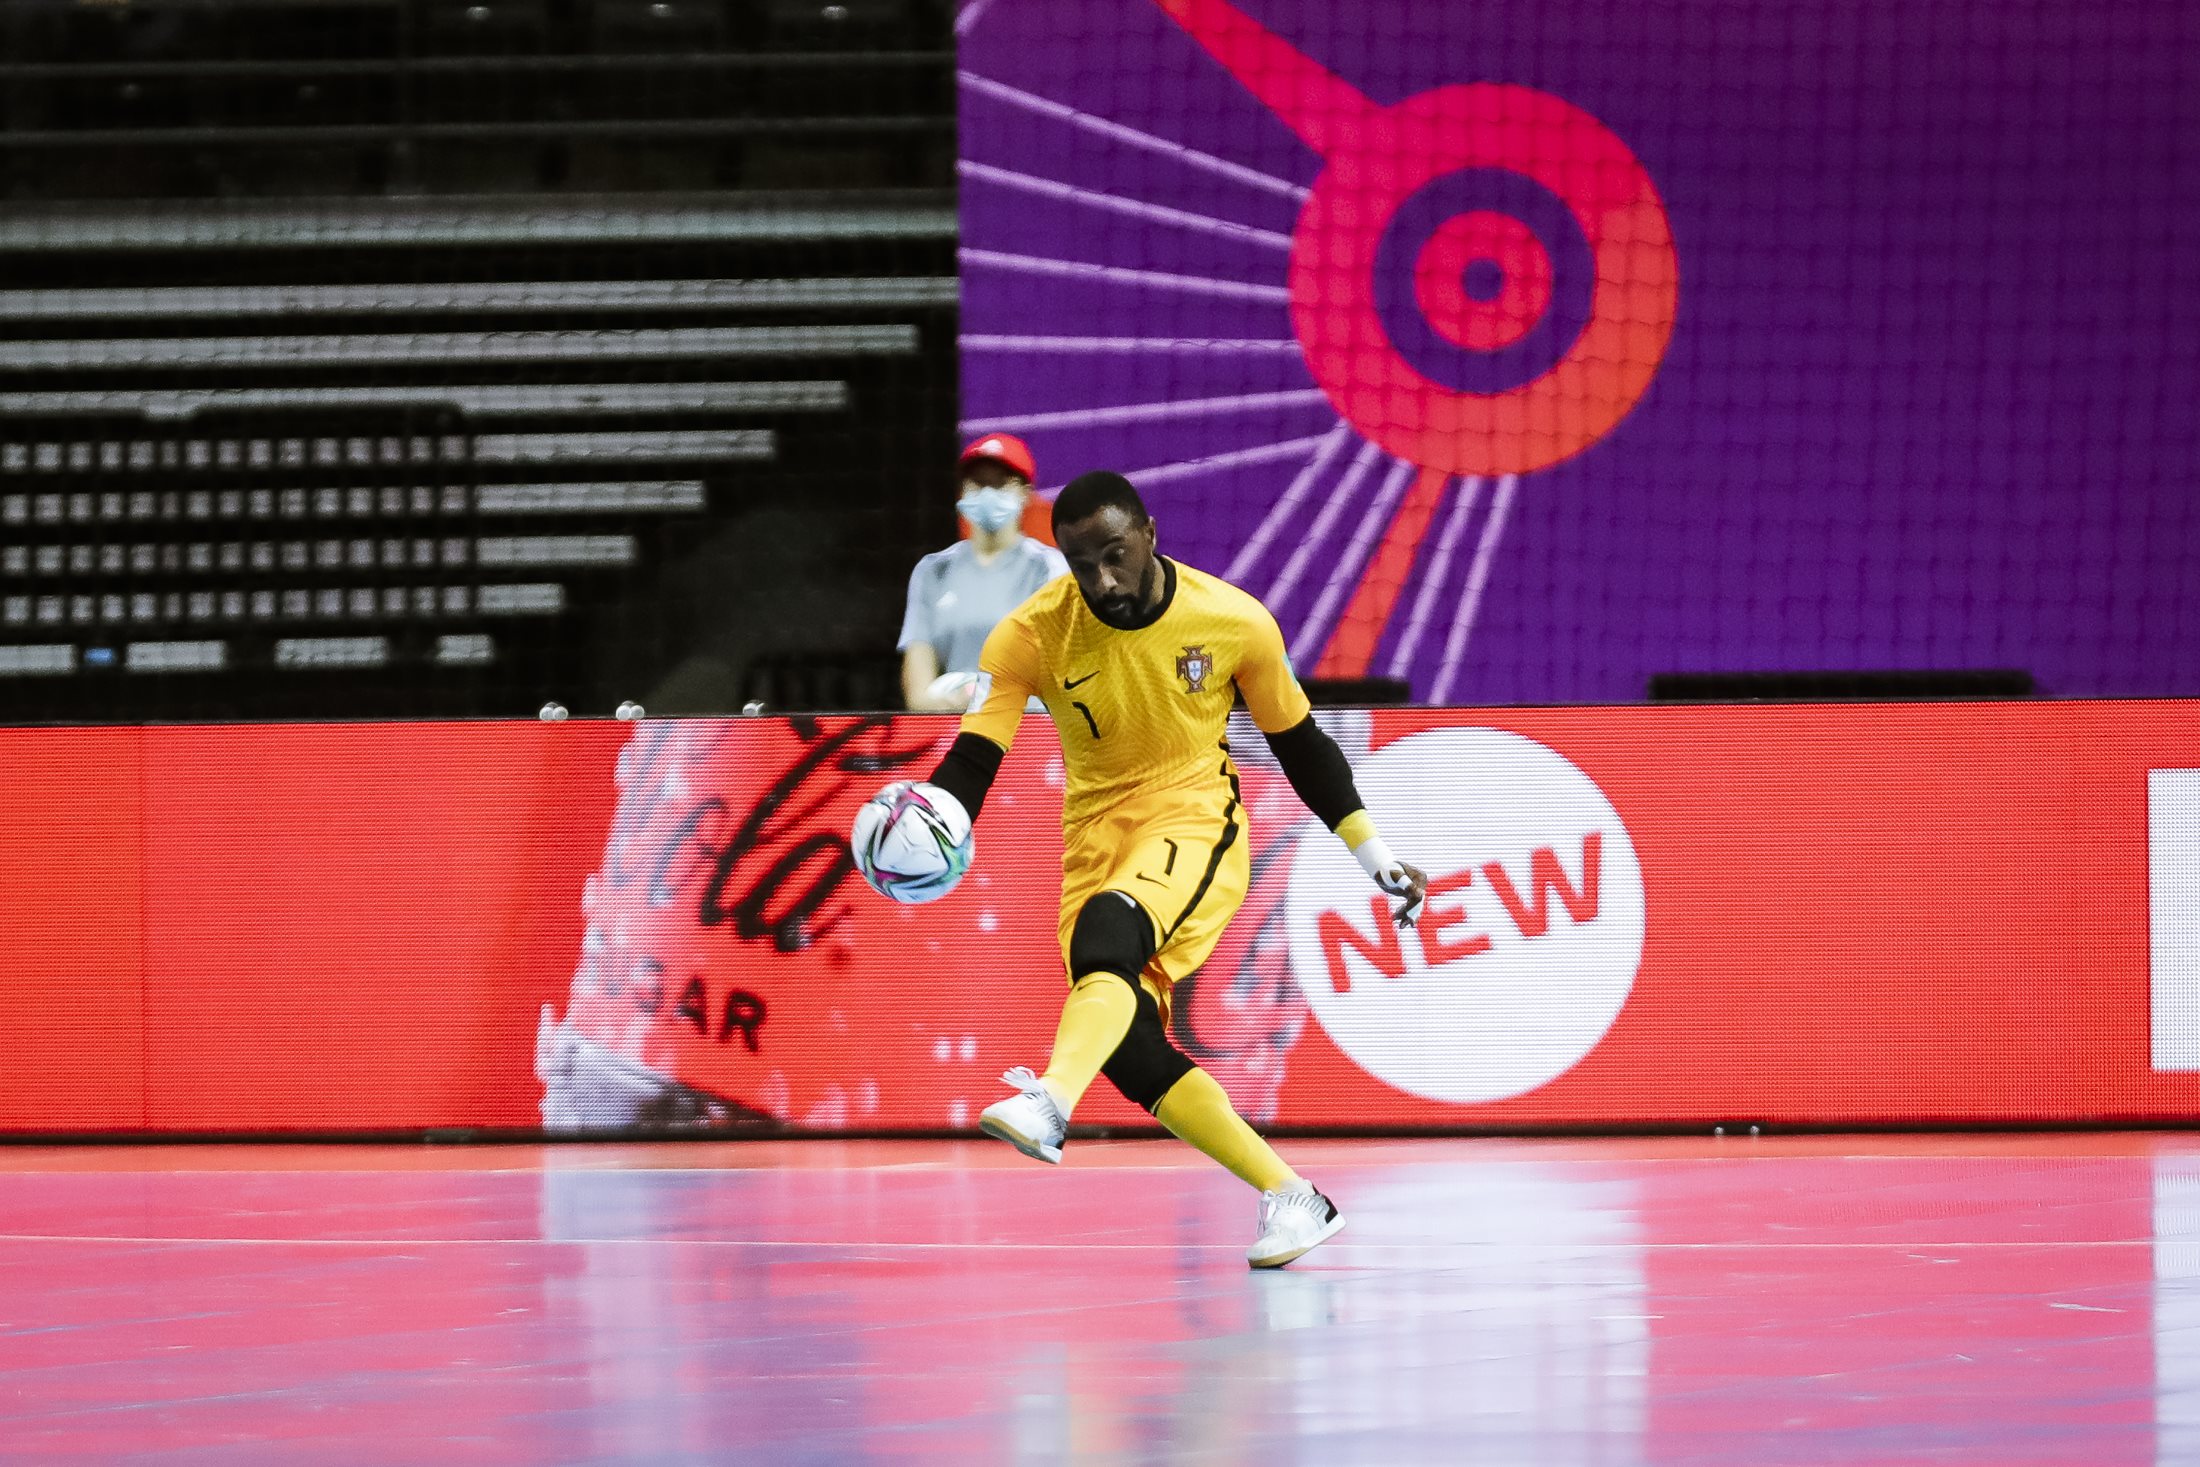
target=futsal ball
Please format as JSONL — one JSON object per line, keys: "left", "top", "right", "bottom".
{"left": 851, "top": 781, "right": 974, "bottom": 904}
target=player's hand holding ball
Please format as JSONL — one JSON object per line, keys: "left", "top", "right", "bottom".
{"left": 852, "top": 781, "right": 974, "bottom": 904}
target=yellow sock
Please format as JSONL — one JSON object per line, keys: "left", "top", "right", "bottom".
{"left": 1039, "top": 974, "right": 1138, "bottom": 1113}
{"left": 1155, "top": 1067, "right": 1298, "bottom": 1193}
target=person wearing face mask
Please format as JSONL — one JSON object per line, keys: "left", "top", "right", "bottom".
{"left": 898, "top": 434, "right": 1068, "bottom": 712}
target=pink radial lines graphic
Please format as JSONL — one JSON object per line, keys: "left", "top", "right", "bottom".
{"left": 957, "top": 0, "right": 1678, "bottom": 694}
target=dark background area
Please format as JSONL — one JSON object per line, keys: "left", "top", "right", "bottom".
{"left": 0, "top": 0, "right": 960, "bottom": 721}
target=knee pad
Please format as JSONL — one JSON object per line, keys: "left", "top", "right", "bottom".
{"left": 1068, "top": 890, "right": 1157, "bottom": 987}
{"left": 1100, "top": 979, "right": 1196, "bottom": 1114}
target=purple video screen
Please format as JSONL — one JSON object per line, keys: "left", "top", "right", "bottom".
{"left": 956, "top": 0, "right": 2198, "bottom": 703}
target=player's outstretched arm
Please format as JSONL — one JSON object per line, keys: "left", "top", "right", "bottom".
{"left": 908, "top": 614, "right": 1038, "bottom": 826}
{"left": 851, "top": 623, "right": 1036, "bottom": 904}
{"left": 926, "top": 731, "right": 1004, "bottom": 822}
{"left": 1262, "top": 716, "right": 1429, "bottom": 927}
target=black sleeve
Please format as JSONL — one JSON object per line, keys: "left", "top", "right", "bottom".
{"left": 927, "top": 732, "right": 1006, "bottom": 821}
{"left": 1262, "top": 715, "right": 1365, "bottom": 831}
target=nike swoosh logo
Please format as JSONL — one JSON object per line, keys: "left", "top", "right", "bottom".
{"left": 1064, "top": 671, "right": 1099, "bottom": 689}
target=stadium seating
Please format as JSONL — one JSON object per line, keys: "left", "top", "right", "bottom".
{"left": 0, "top": 0, "right": 956, "bottom": 720}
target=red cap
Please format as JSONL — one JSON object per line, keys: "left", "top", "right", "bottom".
{"left": 958, "top": 432, "right": 1036, "bottom": 483}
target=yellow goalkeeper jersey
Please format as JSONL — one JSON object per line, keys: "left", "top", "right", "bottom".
{"left": 961, "top": 558, "right": 1313, "bottom": 832}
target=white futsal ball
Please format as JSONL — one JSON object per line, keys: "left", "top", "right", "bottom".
{"left": 851, "top": 781, "right": 974, "bottom": 904}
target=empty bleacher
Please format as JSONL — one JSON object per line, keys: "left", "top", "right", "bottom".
{"left": 0, "top": 0, "right": 956, "bottom": 720}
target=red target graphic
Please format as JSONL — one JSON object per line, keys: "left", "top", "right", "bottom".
{"left": 1140, "top": 0, "right": 1679, "bottom": 678}
{"left": 1414, "top": 211, "right": 1552, "bottom": 355}
{"left": 1157, "top": 0, "right": 1679, "bottom": 479}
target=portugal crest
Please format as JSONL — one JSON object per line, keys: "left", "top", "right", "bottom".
{"left": 1175, "top": 645, "right": 1213, "bottom": 694}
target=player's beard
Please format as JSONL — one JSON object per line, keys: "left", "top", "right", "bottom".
{"left": 1091, "top": 558, "right": 1159, "bottom": 627}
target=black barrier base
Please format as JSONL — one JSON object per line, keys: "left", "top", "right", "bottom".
{"left": 1648, "top": 668, "right": 2036, "bottom": 701}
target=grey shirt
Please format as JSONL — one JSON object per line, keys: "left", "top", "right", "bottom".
{"left": 898, "top": 538, "right": 1068, "bottom": 674}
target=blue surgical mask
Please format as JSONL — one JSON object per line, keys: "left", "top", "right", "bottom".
{"left": 957, "top": 484, "right": 1023, "bottom": 535}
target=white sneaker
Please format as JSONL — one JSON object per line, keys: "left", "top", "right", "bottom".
{"left": 1248, "top": 1180, "right": 1345, "bottom": 1268}
{"left": 978, "top": 1066, "right": 1067, "bottom": 1164}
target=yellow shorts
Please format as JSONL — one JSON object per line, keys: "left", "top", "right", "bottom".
{"left": 1055, "top": 784, "right": 1250, "bottom": 1020}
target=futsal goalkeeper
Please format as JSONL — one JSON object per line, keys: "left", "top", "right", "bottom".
{"left": 921, "top": 470, "right": 1428, "bottom": 1268}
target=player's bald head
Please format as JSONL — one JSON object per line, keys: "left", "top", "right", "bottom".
{"left": 1051, "top": 471, "right": 1149, "bottom": 535}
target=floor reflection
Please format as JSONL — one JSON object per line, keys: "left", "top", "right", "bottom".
{"left": 0, "top": 1136, "right": 2183, "bottom": 1463}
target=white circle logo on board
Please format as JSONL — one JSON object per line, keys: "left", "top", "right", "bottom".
{"left": 1286, "top": 727, "right": 1646, "bottom": 1104}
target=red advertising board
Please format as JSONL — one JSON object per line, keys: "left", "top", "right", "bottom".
{"left": 2, "top": 701, "right": 2196, "bottom": 1134}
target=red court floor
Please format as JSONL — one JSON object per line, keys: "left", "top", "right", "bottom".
{"left": 1, "top": 1133, "right": 2192, "bottom": 1465}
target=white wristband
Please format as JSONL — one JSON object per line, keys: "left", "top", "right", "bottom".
{"left": 1351, "top": 834, "right": 1399, "bottom": 883}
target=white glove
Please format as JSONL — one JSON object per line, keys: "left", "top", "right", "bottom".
{"left": 1351, "top": 834, "right": 1426, "bottom": 928}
